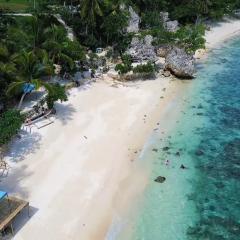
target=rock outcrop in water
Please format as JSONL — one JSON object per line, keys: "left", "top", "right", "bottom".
{"left": 126, "top": 35, "right": 157, "bottom": 62}
{"left": 165, "top": 47, "right": 196, "bottom": 78}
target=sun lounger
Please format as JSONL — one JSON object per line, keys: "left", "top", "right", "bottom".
{"left": 25, "top": 109, "right": 54, "bottom": 127}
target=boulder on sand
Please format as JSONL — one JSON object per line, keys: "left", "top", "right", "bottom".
{"left": 165, "top": 47, "right": 196, "bottom": 78}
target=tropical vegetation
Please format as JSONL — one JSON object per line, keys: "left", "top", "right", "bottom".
{"left": 1, "top": 0, "right": 240, "bottom": 145}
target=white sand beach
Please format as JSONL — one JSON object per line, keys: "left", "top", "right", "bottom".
{"left": 2, "top": 77, "right": 185, "bottom": 240}
{"left": 1, "top": 18, "right": 240, "bottom": 240}
{"left": 205, "top": 17, "right": 240, "bottom": 48}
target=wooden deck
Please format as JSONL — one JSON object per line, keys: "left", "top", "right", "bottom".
{"left": 0, "top": 196, "right": 29, "bottom": 235}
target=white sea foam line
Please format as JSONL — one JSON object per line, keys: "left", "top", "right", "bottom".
{"left": 105, "top": 214, "right": 126, "bottom": 240}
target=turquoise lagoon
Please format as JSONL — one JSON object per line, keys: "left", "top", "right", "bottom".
{"left": 113, "top": 37, "right": 240, "bottom": 240}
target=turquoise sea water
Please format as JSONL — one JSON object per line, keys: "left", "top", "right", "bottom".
{"left": 114, "top": 37, "right": 240, "bottom": 240}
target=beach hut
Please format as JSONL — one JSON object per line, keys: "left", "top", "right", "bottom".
{"left": 0, "top": 191, "right": 29, "bottom": 236}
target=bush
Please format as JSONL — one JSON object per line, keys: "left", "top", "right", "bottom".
{"left": 141, "top": 11, "right": 164, "bottom": 29}
{"left": 46, "top": 84, "right": 68, "bottom": 109}
{"left": 122, "top": 54, "right": 132, "bottom": 66}
{"left": 133, "top": 62, "right": 155, "bottom": 74}
{"left": 115, "top": 54, "right": 132, "bottom": 75}
{"left": 0, "top": 109, "right": 25, "bottom": 146}
{"left": 115, "top": 63, "right": 131, "bottom": 75}
{"left": 145, "top": 24, "right": 206, "bottom": 53}
{"left": 175, "top": 24, "right": 206, "bottom": 53}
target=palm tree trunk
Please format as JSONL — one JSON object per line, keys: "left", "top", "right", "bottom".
{"left": 18, "top": 92, "right": 27, "bottom": 110}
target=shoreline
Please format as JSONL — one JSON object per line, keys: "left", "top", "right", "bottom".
{"left": 2, "top": 76, "right": 186, "bottom": 240}
{"left": 195, "top": 17, "right": 240, "bottom": 60}
{"left": 2, "top": 18, "right": 240, "bottom": 240}
{"left": 205, "top": 17, "right": 240, "bottom": 49}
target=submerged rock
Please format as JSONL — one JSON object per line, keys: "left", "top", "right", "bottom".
{"left": 180, "top": 164, "right": 189, "bottom": 170}
{"left": 176, "top": 151, "right": 181, "bottom": 156}
{"left": 165, "top": 47, "right": 196, "bottom": 78}
{"left": 195, "top": 149, "right": 204, "bottom": 156}
{"left": 162, "top": 146, "right": 170, "bottom": 151}
{"left": 154, "top": 176, "right": 166, "bottom": 183}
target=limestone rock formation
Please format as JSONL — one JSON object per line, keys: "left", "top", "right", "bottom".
{"left": 165, "top": 20, "right": 179, "bottom": 32}
{"left": 127, "top": 7, "right": 140, "bottom": 33}
{"left": 160, "top": 11, "right": 179, "bottom": 33}
{"left": 126, "top": 35, "right": 157, "bottom": 62}
{"left": 157, "top": 45, "right": 172, "bottom": 58}
{"left": 165, "top": 47, "right": 196, "bottom": 78}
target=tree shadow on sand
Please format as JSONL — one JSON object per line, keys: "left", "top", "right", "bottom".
{"left": 55, "top": 102, "right": 76, "bottom": 125}
{"left": 5, "top": 129, "right": 42, "bottom": 163}
{"left": 0, "top": 163, "right": 38, "bottom": 238}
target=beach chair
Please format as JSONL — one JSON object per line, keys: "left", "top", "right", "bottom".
{"left": 25, "top": 109, "right": 55, "bottom": 129}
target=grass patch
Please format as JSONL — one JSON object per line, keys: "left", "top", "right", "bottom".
{"left": 0, "top": 0, "right": 30, "bottom": 11}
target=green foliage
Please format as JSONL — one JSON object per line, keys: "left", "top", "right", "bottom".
{"left": 0, "top": 0, "right": 29, "bottom": 12}
{"left": 175, "top": 24, "right": 206, "bottom": 52}
{"left": 46, "top": 83, "right": 68, "bottom": 109}
{"left": 169, "top": 0, "right": 239, "bottom": 23}
{"left": 146, "top": 23, "right": 206, "bottom": 53}
{"left": 115, "top": 54, "right": 132, "bottom": 74}
{"left": 101, "top": 9, "right": 129, "bottom": 44}
{"left": 133, "top": 62, "right": 155, "bottom": 74}
{"left": 0, "top": 109, "right": 24, "bottom": 146}
{"left": 141, "top": 10, "right": 164, "bottom": 29}
{"left": 115, "top": 63, "right": 131, "bottom": 75}
{"left": 146, "top": 27, "right": 176, "bottom": 46}
{"left": 122, "top": 54, "right": 132, "bottom": 66}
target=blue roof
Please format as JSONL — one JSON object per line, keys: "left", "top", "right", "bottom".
{"left": 0, "top": 191, "right": 7, "bottom": 200}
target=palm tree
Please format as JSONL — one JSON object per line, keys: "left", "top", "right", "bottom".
{"left": 42, "top": 25, "right": 74, "bottom": 70}
{"left": 0, "top": 44, "right": 16, "bottom": 107}
{"left": 7, "top": 50, "right": 54, "bottom": 109}
{"left": 79, "top": 0, "right": 103, "bottom": 34}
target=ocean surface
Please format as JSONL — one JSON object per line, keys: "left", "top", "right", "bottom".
{"left": 110, "top": 37, "right": 240, "bottom": 240}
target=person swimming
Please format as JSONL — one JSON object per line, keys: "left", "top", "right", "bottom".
{"left": 165, "top": 160, "right": 170, "bottom": 166}
{"left": 180, "top": 164, "right": 188, "bottom": 170}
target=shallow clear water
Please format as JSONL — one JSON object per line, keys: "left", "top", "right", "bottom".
{"left": 115, "top": 37, "right": 240, "bottom": 240}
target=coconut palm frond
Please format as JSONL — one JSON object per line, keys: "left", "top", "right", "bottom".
{"left": 59, "top": 53, "right": 74, "bottom": 70}
{"left": 6, "top": 81, "right": 25, "bottom": 96}
{"left": 40, "top": 81, "right": 54, "bottom": 95}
